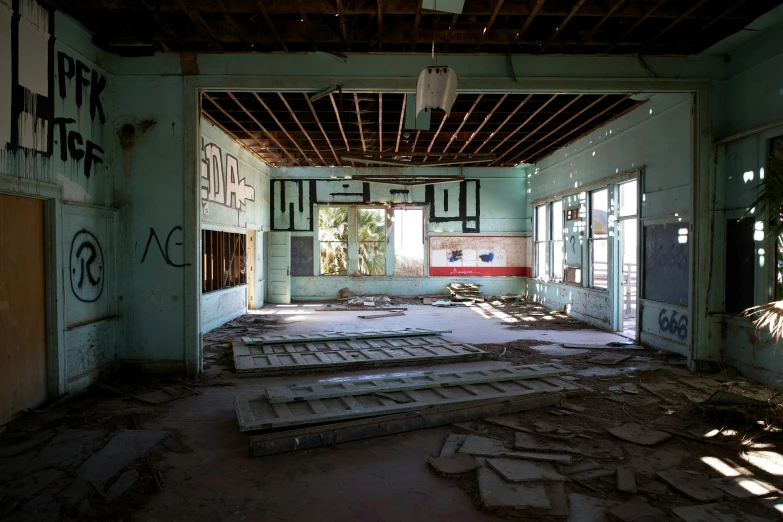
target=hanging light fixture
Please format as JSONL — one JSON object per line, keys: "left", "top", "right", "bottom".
{"left": 415, "top": 0, "right": 458, "bottom": 118}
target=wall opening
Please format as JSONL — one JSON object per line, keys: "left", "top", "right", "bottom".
{"left": 201, "top": 230, "right": 247, "bottom": 293}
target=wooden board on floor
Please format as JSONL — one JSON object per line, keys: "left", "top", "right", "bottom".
{"left": 235, "top": 335, "right": 452, "bottom": 356}
{"left": 232, "top": 341, "right": 489, "bottom": 377}
{"left": 242, "top": 328, "right": 451, "bottom": 345}
{"left": 265, "top": 363, "right": 574, "bottom": 403}
{"left": 0, "top": 194, "right": 47, "bottom": 426}
{"left": 236, "top": 376, "right": 582, "bottom": 432}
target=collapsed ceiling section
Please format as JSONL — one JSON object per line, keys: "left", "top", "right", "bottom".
{"left": 201, "top": 91, "right": 643, "bottom": 168}
{"left": 56, "top": 0, "right": 782, "bottom": 56}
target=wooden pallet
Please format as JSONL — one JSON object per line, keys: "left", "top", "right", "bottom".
{"left": 232, "top": 341, "right": 489, "bottom": 377}
{"left": 235, "top": 376, "right": 580, "bottom": 431}
{"left": 266, "top": 363, "right": 573, "bottom": 403}
{"left": 237, "top": 336, "right": 452, "bottom": 356}
{"left": 242, "top": 328, "right": 451, "bottom": 346}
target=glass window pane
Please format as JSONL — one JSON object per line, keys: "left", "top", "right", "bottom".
{"left": 591, "top": 189, "right": 608, "bottom": 239}
{"left": 619, "top": 180, "right": 638, "bottom": 217}
{"left": 551, "top": 200, "right": 563, "bottom": 241}
{"left": 394, "top": 208, "right": 424, "bottom": 276}
{"left": 319, "top": 207, "right": 348, "bottom": 275}
{"left": 552, "top": 241, "right": 564, "bottom": 280}
{"left": 537, "top": 242, "right": 546, "bottom": 278}
{"left": 591, "top": 239, "right": 608, "bottom": 289}
{"left": 358, "top": 208, "right": 386, "bottom": 276}
{"left": 536, "top": 205, "right": 546, "bottom": 240}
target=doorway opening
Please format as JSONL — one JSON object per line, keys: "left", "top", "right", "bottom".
{"left": 618, "top": 180, "right": 639, "bottom": 338}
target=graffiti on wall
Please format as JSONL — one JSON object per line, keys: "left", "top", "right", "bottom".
{"left": 141, "top": 226, "right": 191, "bottom": 268}
{"left": 69, "top": 229, "right": 104, "bottom": 303}
{"left": 658, "top": 309, "right": 688, "bottom": 340}
{"left": 54, "top": 52, "right": 106, "bottom": 178}
{"left": 201, "top": 142, "right": 256, "bottom": 213}
{"left": 1, "top": 0, "right": 54, "bottom": 155}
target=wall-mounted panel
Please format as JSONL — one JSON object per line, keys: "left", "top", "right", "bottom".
{"left": 643, "top": 223, "right": 689, "bottom": 307}
{"left": 429, "top": 236, "right": 531, "bottom": 277}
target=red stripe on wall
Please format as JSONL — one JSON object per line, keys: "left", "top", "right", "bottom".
{"left": 429, "top": 266, "right": 532, "bottom": 277}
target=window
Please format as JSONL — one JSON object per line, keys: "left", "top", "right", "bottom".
{"left": 358, "top": 208, "right": 386, "bottom": 275}
{"left": 394, "top": 208, "right": 424, "bottom": 276}
{"left": 535, "top": 204, "right": 546, "bottom": 278}
{"left": 201, "top": 230, "right": 246, "bottom": 293}
{"left": 590, "top": 188, "right": 609, "bottom": 289}
{"left": 550, "top": 200, "right": 564, "bottom": 281}
{"left": 726, "top": 218, "right": 755, "bottom": 314}
{"left": 619, "top": 179, "right": 638, "bottom": 217}
{"left": 319, "top": 206, "right": 348, "bottom": 275}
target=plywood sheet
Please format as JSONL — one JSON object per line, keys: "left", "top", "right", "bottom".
{"left": 0, "top": 194, "right": 47, "bottom": 425}
{"left": 242, "top": 327, "right": 451, "bottom": 345}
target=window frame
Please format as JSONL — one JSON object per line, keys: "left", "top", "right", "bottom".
{"left": 392, "top": 207, "right": 425, "bottom": 277}
{"left": 550, "top": 199, "right": 564, "bottom": 282}
{"left": 535, "top": 204, "right": 547, "bottom": 279}
{"left": 589, "top": 187, "right": 609, "bottom": 291}
{"left": 201, "top": 229, "right": 247, "bottom": 293}
{"left": 317, "top": 205, "right": 390, "bottom": 277}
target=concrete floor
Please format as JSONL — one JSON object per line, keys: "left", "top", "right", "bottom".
{"left": 134, "top": 305, "right": 630, "bottom": 521}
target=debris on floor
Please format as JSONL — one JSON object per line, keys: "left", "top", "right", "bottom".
{"left": 428, "top": 453, "right": 480, "bottom": 474}
{"left": 447, "top": 283, "right": 484, "bottom": 302}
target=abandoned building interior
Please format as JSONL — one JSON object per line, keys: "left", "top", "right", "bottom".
{"left": 5, "top": 0, "right": 783, "bottom": 520}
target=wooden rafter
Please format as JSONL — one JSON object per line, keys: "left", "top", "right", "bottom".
{"left": 354, "top": 93, "right": 367, "bottom": 152}
{"left": 329, "top": 93, "right": 350, "bottom": 153}
{"left": 576, "top": 0, "right": 627, "bottom": 48}
{"left": 511, "top": 0, "right": 546, "bottom": 48}
{"left": 395, "top": 93, "right": 406, "bottom": 153}
{"left": 204, "top": 93, "right": 294, "bottom": 166}
{"left": 252, "top": 93, "right": 311, "bottom": 164}
{"left": 215, "top": 0, "right": 252, "bottom": 50}
{"left": 202, "top": 109, "right": 271, "bottom": 166}
{"left": 650, "top": 0, "right": 708, "bottom": 42}
{"left": 412, "top": 0, "right": 422, "bottom": 51}
{"left": 525, "top": 94, "right": 633, "bottom": 163}
{"left": 255, "top": 0, "right": 287, "bottom": 51}
{"left": 304, "top": 94, "right": 340, "bottom": 166}
{"left": 689, "top": 0, "right": 748, "bottom": 41}
{"left": 475, "top": 0, "right": 505, "bottom": 52}
{"left": 540, "top": 0, "right": 588, "bottom": 53}
{"left": 509, "top": 94, "right": 607, "bottom": 163}
{"left": 226, "top": 93, "right": 300, "bottom": 165}
{"left": 490, "top": 94, "right": 557, "bottom": 153}
{"left": 423, "top": 105, "right": 454, "bottom": 162}
{"left": 444, "top": 13, "right": 458, "bottom": 52}
{"left": 411, "top": 130, "right": 421, "bottom": 153}
{"left": 605, "top": 0, "right": 668, "bottom": 51}
{"left": 335, "top": 0, "right": 350, "bottom": 52}
{"left": 135, "top": 0, "right": 179, "bottom": 50}
{"left": 377, "top": 0, "right": 384, "bottom": 51}
{"left": 474, "top": 94, "right": 531, "bottom": 153}
{"left": 459, "top": 94, "right": 507, "bottom": 154}
{"left": 275, "top": 92, "right": 328, "bottom": 165}
{"left": 298, "top": 0, "right": 316, "bottom": 51}
{"left": 441, "top": 94, "right": 483, "bottom": 158}
{"left": 493, "top": 95, "right": 582, "bottom": 165}
{"left": 378, "top": 93, "right": 383, "bottom": 152}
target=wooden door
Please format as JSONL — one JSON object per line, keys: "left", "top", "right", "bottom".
{"left": 0, "top": 194, "right": 47, "bottom": 425}
{"left": 267, "top": 232, "right": 291, "bottom": 304}
{"left": 247, "top": 230, "right": 256, "bottom": 309}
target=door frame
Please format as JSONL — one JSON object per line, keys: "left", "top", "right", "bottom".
{"left": 0, "top": 175, "right": 66, "bottom": 398}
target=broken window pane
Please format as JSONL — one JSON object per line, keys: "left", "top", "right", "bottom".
{"left": 319, "top": 207, "right": 348, "bottom": 275}
{"left": 394, "top": 208, "right": 424, "bottom": 276}
{"left": 358, "top": 208, "right": 386, "bottom": 276}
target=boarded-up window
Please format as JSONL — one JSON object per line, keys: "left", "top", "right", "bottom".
{"left": 725, "top": 218, "right": 755, "bottom": 314}
{"left": 202, "top": 230, "right": 247, "bottom": 293}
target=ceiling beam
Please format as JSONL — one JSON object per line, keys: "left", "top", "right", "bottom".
{"left": 475, "top": 0, "right": 505, "bottom": 52}
{"left": 606, "top": 0, "right": 667, "bottom": 51}
{"left": 474, "top": 94, "right": 531, "bottom": 153}
{"left": 227, "top": 93, "right": 301, "bottom": 166}
{"left": 204, "top": 93, "right": 291, "bottom": 166}
{"left": 275, "top": 92, "right": 329, "bottom": 165}
{"left": 540, "top": 0, "right": 588, "bottom": 53}
{"left": 135, "top": 0, "right": 180, "bottom": 50}
{"left": 411, "top": 130, "right": 421, "bottom": 153}
{"left": 444, "top": 13, "right": 459, "bottom": 52}
{"left": 441, "top": 94, "right": 483, "bottom": 159}
{"left": 689, "top": 0, "right": 748, "bottom": 41}
{"left": 490, "top": 94, "right": 557, "bottom": 154}
{"left": 202, "top": 109, "right": 272, "bottom": 166}
{"left": 252, "top": 93, "right": 311, "bottom": 164}
{"left": 510, "top": 0, "right": 546, "bottom": 49}
{"left": 423, "top": 103, "right": 455, "bottom": 162}
{"left": 524, "top": 94, "right": 633, "bottom": 163}
{"left": 255, "top": 0, "right": 287, "bottom": 51}
{"left": 459, "top": 94, "right": 507, "bottom": 154}
{"left": 354, "top": 93, "right": 367, "bottom": 153}
{"left": 510, "top": 94, "right": 607, "bottom": 163}
{"left": 576, "top": 0, "right": 627, "bottom": 50}
{"left": 329, "top": 93, "right": 350, "bottom": 153}
{"left": 335, "top": 0, "right": 350, "bottom": 52}
{"left": 304, "top": 94, "right": 341, "bottom": 166}
{"left": 650, "top": 0, "right": 708, "bottom": 42}
{"left": 298, "top": 0, "right": 317, "bottom": 51}
{"left": 412, "top": 0, "right": 422, "bottom": 51}
{"left": 492, "top": 95, "right": 583, "bottom": 165}
{"left": 395, "top": 93, "right": 406, "bottom": 153}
